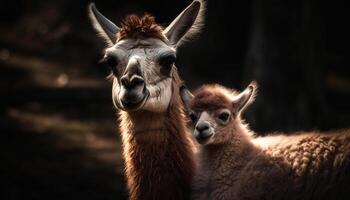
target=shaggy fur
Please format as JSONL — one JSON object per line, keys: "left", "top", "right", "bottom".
{"left": 88, "top": 2, "right": 205, "bottom": 199}
{"left": 119, "top": 69, "right": 196, "bottom": 200}
{"left": 117, "top": 15, "right": 166, "bottom": 42}
{"left": 190, "top": 84, "right": 350, "bottom": 200}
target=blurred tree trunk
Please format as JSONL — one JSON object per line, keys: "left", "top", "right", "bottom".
{"left": 244, "top": 0, "right": 327, "bottom": 133}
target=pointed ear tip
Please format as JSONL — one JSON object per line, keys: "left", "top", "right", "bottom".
{"left": 88, "top": 2, "right": 95, "bottom": 9}
{"left": 192, "top": 1, "right": 202, "bottom": 12}
{"left": 194, "top": 0, "right": 204, "bottom": 4}
{"left": 193, "top": 1, "right": 201, "bottom": 7}
{"left": 248, "top": 81, "right": 258, "bottom": 90}
{"left": 88, "top": 2, "right": 97, "bottom": 15}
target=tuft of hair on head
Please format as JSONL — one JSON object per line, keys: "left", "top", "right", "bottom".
{"left": 190, "top": 84, "right": 237, "bottom": 112}
{"left": 189, "top": 81, "right": 258, "bottom": 115}
{"left": 117, "top": 14, "right": 166, "bottom": 41}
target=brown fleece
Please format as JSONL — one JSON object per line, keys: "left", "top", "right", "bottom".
{"left": 190, "top": 84, "right": 237, "bottom": 112}
{"left": 117, "top": 14, "right": 166, "bottom": 42}
{"left": 119, "top": 68, "right": 196, "bottom": 200}
{"left": 190, "top": 84, "right": 350, "bottom": 200}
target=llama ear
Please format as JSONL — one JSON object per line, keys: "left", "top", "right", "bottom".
{"left": 163, "top": 0, "right": 205, "bottom": 47}
{"left": 88, "top": 3, "right": 120, "bottom": 46}
{"left": 232, "top": 81, "right": 258, "bottom": 115}
{"left": 180, "top": 85, "right": 194, "bottom": 112}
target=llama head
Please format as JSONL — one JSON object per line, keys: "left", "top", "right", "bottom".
{"left": 180, "top": 82, "right": 257, "bottom": 145}
{"left": 88, "top": 1, "right": 205, "bottom": 112}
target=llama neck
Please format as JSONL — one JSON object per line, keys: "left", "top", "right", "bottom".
{"left": 123, "top": 111, "right": 168, "bottom": 141}
{"left": 118, "top": 105, "right": 195, "bottom": 200}
{"left": 200, "top": 123, "right": 257, "bottom": 175}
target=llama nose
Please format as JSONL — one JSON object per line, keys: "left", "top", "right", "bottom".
{"left": 121, "top": 56, "right": 145, "bottom": 89}
{"left": 194, "top": 121, "right": 213, "bottom": 143}
{"left": 120, "top": 74, "right": 145, "bottom": 89}
{"left": 195, "top": 122, "right": 210, "bottom": 132}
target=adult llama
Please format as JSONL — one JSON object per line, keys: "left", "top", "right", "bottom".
{"left": 88, "top": 1, "right": 205, "bottom": 200}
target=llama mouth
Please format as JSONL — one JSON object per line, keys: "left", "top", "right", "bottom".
{"left": 195, "top": 133, "right": 213, "bottom": 144}
{"left": 196, "top": 137, "right": 211, "bottom": 144}
{"left": 118, "top": 90, "right": 150, "bottom": 111}
{"left": 116, "top": 77, "right": 171, "bottom": 112}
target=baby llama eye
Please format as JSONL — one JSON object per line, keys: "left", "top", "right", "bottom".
{"left": 218, "top": 112, "right": 230, "bottom": 122}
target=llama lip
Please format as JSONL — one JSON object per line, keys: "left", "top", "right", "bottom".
{"left": 194, "top": 130, "right": 213, "bottom": 144}
{"left": 196, "top": 135, "right": 212, "bottom": 144}
{"left": 119, "top": 89, "right": 150, "bottom": 111}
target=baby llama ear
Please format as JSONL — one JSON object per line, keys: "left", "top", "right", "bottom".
{"left": 232, "top": 81, "right": 258, "bottom": 115}
{"left": 180, "top": 85, "right": 194, "bottom": 112}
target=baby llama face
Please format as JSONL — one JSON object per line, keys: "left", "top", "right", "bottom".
{"left": 181, "top": 83, "right": 256, "bottom": 145}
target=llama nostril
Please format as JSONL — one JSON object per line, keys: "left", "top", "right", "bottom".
{"left": 121, "top": 75, "right": 144, "bottom": 89}
{"left": 130, "top": 75, "right": 144, "bottom": 87}
{"left": 194, "top": 121, "right": 212, "bottom": 143}
{"left": 121, "top": 75, "right": 130, "bottom": 87}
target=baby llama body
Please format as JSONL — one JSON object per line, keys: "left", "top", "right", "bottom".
{"left": 180, "top": 83, "right": 350, "bottom": 200}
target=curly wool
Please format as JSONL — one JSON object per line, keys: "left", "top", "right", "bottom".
{"left": 192, "top": 125, "right": 350, "bottom": 200}
{"left": 259, "top": 130, "right": 350, "bottom": 196}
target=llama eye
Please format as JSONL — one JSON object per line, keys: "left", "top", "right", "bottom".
{"left": 104, "top": 56, "right": 118, "bottom": 68}
{"left": 159, "top": 55, "right": 176, "bottom": 75}
{"left": 104, "top": 57, "right": 119, "bottom": 75}
{"left": 107, "top": 56, "right": 119, "bottom": 66}
{"left": 189, "top": 112, "right": 198, "bottom": 123}
{"left": 218, "top": 112, "right": 230, "bottom": 122}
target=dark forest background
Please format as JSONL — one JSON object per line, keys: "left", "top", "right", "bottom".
{"left": 0, "top": 0, "right": 349, "bottom": 199}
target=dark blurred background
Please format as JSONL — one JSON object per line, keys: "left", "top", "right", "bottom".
{"left": 0, "top": 0, "right": 349, "bottom": 199}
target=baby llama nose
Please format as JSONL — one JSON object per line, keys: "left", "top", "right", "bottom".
{"left": 195, "top": 122, "right": 210, "bottom": 132}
